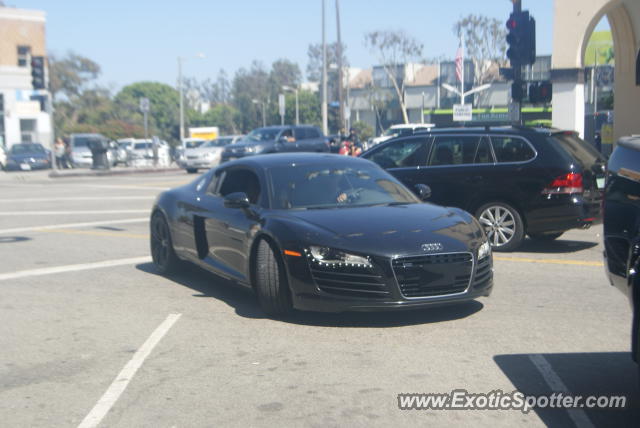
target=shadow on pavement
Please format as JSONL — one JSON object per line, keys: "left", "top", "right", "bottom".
{"left": 517, "top": 238, "right": 599, "bottom": 254}
{"left": 136, "top": 262, "right": 484, "bottom": 328}
{"left": 0, "top": 236, "right": 31, "bottom": 244}
{"left": 494, "top": 352, "right": 639, "bottom": 427}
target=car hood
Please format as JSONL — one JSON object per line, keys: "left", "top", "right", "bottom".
{"left": 280, "top": 203, "right": 483, "bottom": 257}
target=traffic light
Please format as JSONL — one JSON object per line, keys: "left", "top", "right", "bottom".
{"left": 528, "top": 82, "right": 552, "bottom": 104}
{"left": 31, "top": 56, "right": 46, "bottom": 90}
{"left": 506, "top": 11, "right": 536, "bottom": 66}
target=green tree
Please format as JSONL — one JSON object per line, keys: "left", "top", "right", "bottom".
{"left": 351, "top": 121, "right": 374, "bottom": 141}
{"left": 49, "top": 52, "right": 101, "bottom": 101}
{"left": 231, "top": 61, "right": 270, "bottom": 132}
{"left": 114, "top": 82, "right": 180, "bottom": 142}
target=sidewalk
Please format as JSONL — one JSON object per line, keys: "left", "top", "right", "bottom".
{"left": 48, "top": 165, "right": 183, "bottom": 179}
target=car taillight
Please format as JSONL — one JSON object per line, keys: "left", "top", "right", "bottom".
{"left": 542, "top": 172, "right": 583, "bottom": 195}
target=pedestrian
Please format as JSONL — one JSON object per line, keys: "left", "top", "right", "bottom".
{"left": 64, "top": 139, "right": 74, "bottom": 168}
{"left": 54, "top": 138, "right": 66, "bottom": 169}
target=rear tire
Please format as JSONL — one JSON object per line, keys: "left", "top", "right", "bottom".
{"left": 529, "top": 232, "right": 564, "bottom": 241}
{"left": 150, "top": 211, "right": 181, "bottom": 275}
{"left": 255, "top": 239, "right": 292, "bottom": 316}
{"left": 186, "top": 168, "right": 198, "bottom": 174}
{"left": 476, "top": 202, "right": 525, "bottom": 252}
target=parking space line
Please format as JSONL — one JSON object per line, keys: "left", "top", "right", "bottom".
{"left": 0, "top": 210, "right": 149, "bottom": 216}
{"left": 0, "top": 256, "right": 151, "bottom": 281}
{"left": 42, "top": 229, "right": 149, "bottom": 239}
{"left": 0, "top": 196, "right": 155, "bottom": 202}
{"left": 0, "top": 218, "right": 147, "bottom": 235}
{"left": 494, "top": 256, "right": 603, "bottom": 267}
{"left": 77, "top": 313, "right": 182, "bottom": 428}
{"left": 529, "top": 354, "right": 595, "bottom": 428}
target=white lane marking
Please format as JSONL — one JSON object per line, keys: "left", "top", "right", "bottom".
{"left": 0, "top": 210, "right": 149, "bottom": 215}
{"left": 74, "top": 184, "right": 170, "bottom": 190}
{"left": 77, "top": 314, "right": 182, "bottom": 428}
{"left": 528, "top": 354, "right": 595, "bottom": 428}
{"left": 0, "top": 218, "right": 148, "bottom": 235}
{"left": 0, "top": 256, "right": 151, "bottom": 281}
{"left": 0, "top": 196, "right": 155, "bottom": 202}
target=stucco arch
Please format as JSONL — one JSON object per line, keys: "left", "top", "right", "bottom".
{"left": 552, "top": 0, "right": 640, "bottom": 140}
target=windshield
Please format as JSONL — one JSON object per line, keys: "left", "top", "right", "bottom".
{"left": 246, "top": 128, "right": 281, "bottom": 142}
{"left": 72, "top": 137, "right": 93, "bottom": 147}
{"left": 202, "top": 138, "right": 232, "bottom": 148}
{"left": 118, "top": 142, "right": 132, "bottom": 149}
{"left": 134, "top": 142, "right": 152, "bottom": 150}
{"left": 269, "top": 163, "right": 419, "bottom": 209}
{"left": 184, "top": 140, "right": 205, "bottom": 149}
{"left": 10, "top": 144, "right": 46, "bottom": 155}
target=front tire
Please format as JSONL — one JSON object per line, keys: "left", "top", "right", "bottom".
{"left": 476, "top": 202, "right": 525, "bottom": 252}
{"left": 255, "top": 240, "right": 292, "bottom": 316}
{"left": 150, "top": 211, "right": 181, "bottom": 275}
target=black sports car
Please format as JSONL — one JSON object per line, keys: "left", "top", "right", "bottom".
{"left": 150, "top": 153, "right": 493, "bottom": 315}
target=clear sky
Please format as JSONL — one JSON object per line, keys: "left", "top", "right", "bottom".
{"left": 10, "top": 0, "right": 608, "bottom": 90}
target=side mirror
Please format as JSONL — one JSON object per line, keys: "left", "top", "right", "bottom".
{"left": 224, "top": 192, "right": 250, "bottom": 209}
{"left": 414, "top": 184, "right": 432, "bottom": 201}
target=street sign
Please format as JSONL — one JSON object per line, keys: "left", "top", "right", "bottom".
{"left": 278, "top": 94, "right": 285, "bottom": 117}
{"left": 139, "top": 97, "right": 150, "bottom": 113}
{"left": 453, "top": 104, "right": 472, "bottom": 122}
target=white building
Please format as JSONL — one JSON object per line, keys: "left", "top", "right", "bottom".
{"left": 0, "top": 6, "right": 52, "bottom": 149}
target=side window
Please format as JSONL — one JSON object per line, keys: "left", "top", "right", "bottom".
{"left": 294, "top": 128, "right": 307, "bottom": 140}
{"left": 367, "top": 138, "right": 429, "bottom": 169}
{"left": 490, "top": 136, "right": 535, "bottom": 163}
{"left": 306, "top": 127, "right": 321, "bottom": 139}
{"left": 428, "top": 136, "right": 482, "bottom": 166}
{"left": 206, "top": 171, "right": 223, "bottom": 194}
{"left": 218, "top": 169, "right": 261, "bottom": 204}
{"left": 474, "top": 138, "right": 494, "bottom": 164}
{"left": 281, "top": 128, "right": 295, "bottom": 142}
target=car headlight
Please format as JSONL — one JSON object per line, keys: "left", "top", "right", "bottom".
{"left": 478, "top": 241, "right": 491, "bottom": 260}
{"left": 244, "top": 146, "right": 255, "bottom": 153}
{"left": 307, "top": 246, "right": 372, "bottom": 268}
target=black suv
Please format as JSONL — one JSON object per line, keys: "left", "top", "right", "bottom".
{"left": 603, "top": 136, "right": 640, "bottom": 376}
{"left": 362, "top": 126, "right": 605, "bottom": 251}
{"left": 221, "top": 125, "right": 328, "bottom": 162}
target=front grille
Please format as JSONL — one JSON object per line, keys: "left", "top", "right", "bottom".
{"left": 187, "top": 155, "right": 199, "bottom": 159}
{"left": 392, "top": 253, "right": 473, "bottom": 298}
{"left": 309, "top": 263, "right": 390, "bottom": 299}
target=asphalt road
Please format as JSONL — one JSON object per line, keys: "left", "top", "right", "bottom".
{"left": 0, "top": 170, "right": 638, "bottom": 427}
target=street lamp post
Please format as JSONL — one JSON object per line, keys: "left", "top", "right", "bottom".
{"left": 177, "top": 53, "right": 205, "bottom": 144}
{"left": 282, "top": 86, "right": 299, "bottom": 125}
{"left": 252, "top": 99, "right": 266, "bottom": 127}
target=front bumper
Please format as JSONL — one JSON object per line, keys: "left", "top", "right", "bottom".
{"left": 284, "top": 250, "right": 493, "bottom": 313}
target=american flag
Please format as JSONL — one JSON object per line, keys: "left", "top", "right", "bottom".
{"left": 455, "top": 43, "right": 464, "bottom": 83}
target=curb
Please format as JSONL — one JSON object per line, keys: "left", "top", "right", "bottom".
{"left": 49, "top": 167, "right": 184, "bottom": 179}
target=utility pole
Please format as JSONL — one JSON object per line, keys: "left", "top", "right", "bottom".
{"left": 335, "top": 0, "right": 345, "bottom": 131}
{"left": 321, "top": 0, "right": 328, "bottom": 135}
{"left": 178, "top": 57, "right": 184, "bottom": 142}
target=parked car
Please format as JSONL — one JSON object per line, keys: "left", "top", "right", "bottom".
{"left": 183, "top": 135, "right": 243, "bottom": 173}
{"left": 150, "top": 153, "right": 492, "bottom": 316}
{"left": 362, "top": 126, "right": 606, "bottom": 251}
{"left": 69, "top": 133, "right": 110, "bottom": 168}
{"left": 129, "top": 139, "right": 171, "bottom": 167}
{"left": 367, "top": 123, "right": 435, "bottom": 150}
{"left": 220, "top": 125, "right": 329, "bottom": 162}
{"left": 603, "top": 136, "right": 640, "bottom": 381}
{"left": 175, "top": 138, "right": 208, "bottom": 167}
{"left": 4, "top": 142, "right": 51, "bottom": 171}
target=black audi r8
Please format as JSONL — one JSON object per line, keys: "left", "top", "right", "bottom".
{"left": 150, "top": 153, "right": 493, "bottom": 316}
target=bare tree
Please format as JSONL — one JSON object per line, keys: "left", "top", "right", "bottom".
{"left": 453, "top": 14, "right": 507, "bottom": 85}
{"left": 364, "top": 30, "right": 423, "bottom": 124}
